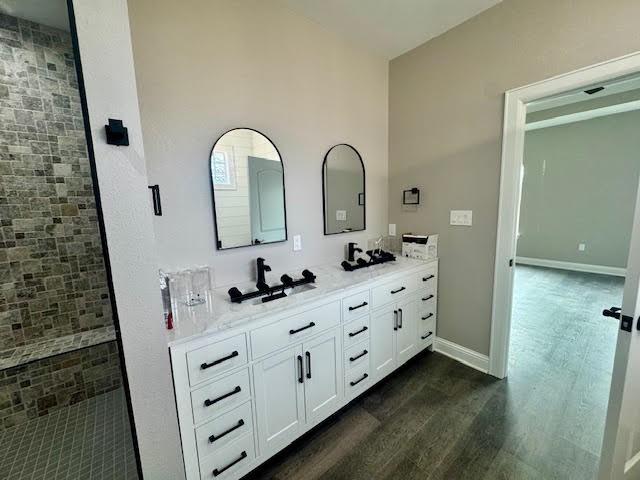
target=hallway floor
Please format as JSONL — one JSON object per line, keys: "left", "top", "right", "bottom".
{"left": 248, "top": 265, "right": 622, "bottom": 480}
{"left": 0, "top": 388, "right": 138, "bottom": 480}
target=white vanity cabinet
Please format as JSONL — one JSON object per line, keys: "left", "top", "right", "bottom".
{"left": 169, "top": 258, "right": 438, "bottom": 480}
{"left": 253, "top": 327, "right": 342, "bottom": 457}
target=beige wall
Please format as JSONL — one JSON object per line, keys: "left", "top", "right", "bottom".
{"left": 518, "top": 111, "right": 640, "bottom": 268}
{"left": 128, "top": 0, "right": 388, "bottom": 287}
{"left": 389, "top": 0, "right": 640, "bottom": 355}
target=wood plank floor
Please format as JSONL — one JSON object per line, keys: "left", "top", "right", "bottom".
{"left": 247, "top": 266, "right": 622, "bottom": 480}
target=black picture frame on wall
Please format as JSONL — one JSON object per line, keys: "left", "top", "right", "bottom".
{"left": 322, "top": 143, "right": 366, "bottom": 235}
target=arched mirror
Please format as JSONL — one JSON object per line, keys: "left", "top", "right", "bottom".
{"left": 322, "top": 144, "right": 365, "bottom": 235}
{"left": 210, "top": 128, "right": 287, "bottom": 249}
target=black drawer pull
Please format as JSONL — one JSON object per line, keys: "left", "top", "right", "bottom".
{"left": 421, "top": 331, "right": 433, "bottom": 340}
{"left": 212, "top": 451, "right": 247, "bottom": 477}
{"left": 393, "top": 310, "right": 398, "bottom": 331}
{"left": 297, "top": 355, "right": 304, "bottom": 383}
{"left": 348, "top": 326, "right": 368, "bottom": 337}
{"left": 348, "top": 301, "right": 368, "bottom": 311}
{"left": 209, "top": 419, "right": 244, "bottom": 443}
{"left": 349, "top": 350, "right": 368, "bottom": 362}
{"left": 306, "top": 351, "right": 312, "bottom": 379}
{"left": 422, "top": 275, "right": 435, "bottom": 282}
{"left": 422, "top": 294, "right": 434, "bottom": 302}
{"left": 201, "top": 350, "right": 239, "bottom": 370}
{"left": 421, "top": 313, "right": 433, "bottom": 321}
{"left": 398, "top": 308, "right": 403, "bottom": 329}
{"left": 204, "top": 386, "right": 241, "bottom": 407}
{"left": 390, "top": 286, "right": 406, "bottom": 294}
{"left": 290, "top": 322, "right": 316, "bottom": 335}
{"left": 350, "top": 373, "right": 369, "bottom": 386}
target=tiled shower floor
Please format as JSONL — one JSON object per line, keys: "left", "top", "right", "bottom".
{"left": 0, "top": 389, "right": 138, "bottom": 480}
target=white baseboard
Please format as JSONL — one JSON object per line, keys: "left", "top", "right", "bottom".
{"left": 434, "top": 337, "right": 489, "bottom": 373}
{"left": 516, "top": 256, "right": 626, "bottom": 277}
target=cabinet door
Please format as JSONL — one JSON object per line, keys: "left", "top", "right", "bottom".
{"left": 253, "top": 345, "right": 305, "bottom": 457}
{"left": 396, "top": 296, "right": 419, "bottom": 365}
{"left": 370, "top": 305, "right": 397, "bottom": 381}
{"left": 302, "top": 329, "right": 343, "bottom": 425}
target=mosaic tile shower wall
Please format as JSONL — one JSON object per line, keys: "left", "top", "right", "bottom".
{"left": 0, "top": 14, "right": 122, "bottom": 428}
{"left": 0, "top": 342, "right": 122, "bottom": 429}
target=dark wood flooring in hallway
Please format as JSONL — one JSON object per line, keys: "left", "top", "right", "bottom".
{"left": 247, "top": 266, "right": 623, "bottom": 479}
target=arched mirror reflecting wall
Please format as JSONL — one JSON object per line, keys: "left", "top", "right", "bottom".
{"left": 322, "top": 144, "right": 365, "bottom": 235}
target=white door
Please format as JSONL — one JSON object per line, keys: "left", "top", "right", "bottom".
{"left": 599, "top": 186, "right": 640, "bottom": 480}
{"left": 302, "top": 329, "right": 342, "bottom": 425}
{"left": 248, "top": 156, "right": 286, "bottom": 245}
{"left": 396, "top": 296, "right": 418, "bottom": 365}
{"left": 253, "top": 345, "right": 305, "bottom": 456}
{"left": 370, "top": 306, "right": 396, "bottom": 380}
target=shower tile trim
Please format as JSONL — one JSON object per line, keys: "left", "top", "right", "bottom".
{"left": 0, "top": 325, "right": 116, "bottom": 371}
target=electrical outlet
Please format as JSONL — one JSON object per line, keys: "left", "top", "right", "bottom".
{"left": 293, "top": 235, "right": 302, "bottom": 251}
{"left": 578, "top": 243, "right": 586, "bottom": 252}
{"left": 336, "top": 210, "right": 347, "bottom": 221}
{"left": 389, "top": 224, "right": 396, "bottom": 236}
{"left": 450, "top": 210, "right": 473, "bottom": 226}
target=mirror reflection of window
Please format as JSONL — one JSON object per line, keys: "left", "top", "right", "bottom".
{"left": 210, "top": 129, "right": 287, "bottom": 249}
{"left": 211, "top": 150, "right": 236, "bottom": 189}
{"left": 323, "top": 144, "right": 365, "bottom": 235}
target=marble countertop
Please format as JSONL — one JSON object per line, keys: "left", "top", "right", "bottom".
{"left": 166, "top": 256, "right": 435, "bottom": 347}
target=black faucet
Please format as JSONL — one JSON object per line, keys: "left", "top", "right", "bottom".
{"left": 256, "top": 257, "right": 271, "bottom": 292}
{"left": 347, "top": 242, "right": 363, "bottom": 262}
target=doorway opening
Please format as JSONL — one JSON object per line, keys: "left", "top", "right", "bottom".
{"left": 490, "top": 52, "right": 640, "bottom": 479}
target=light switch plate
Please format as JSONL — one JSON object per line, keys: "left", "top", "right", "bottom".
{"left": 389, "top": 223, "right": 396, "bottom": 236}
{"left": 336, "top": 210, "right": 347, "bottom": 221}
{"left": 450, "top": 210, "right": 473, "bottom": 226}
{"left": 293, "top": 235, "right": 302, "bottom": 251}
{"left": 578, "top": 243, "right": 586, "bottom": 251}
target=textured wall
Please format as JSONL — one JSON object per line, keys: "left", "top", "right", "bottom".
{"left": 128, "top": 0, "right": 389, "bottom": 288}
{"left": 518, "top": 111, "right": 640, "bottom": 269}
{"left": 0, "top": 14, "right": 112, "bottom": 350}
{"left": 0, "top": 342, "right": 122, "bottom": 429}
{"left": 0, "top": 14, "right": 121, "bottom": 429}
{"left": 389, "top": 0, "right": 640, "bottom": 355}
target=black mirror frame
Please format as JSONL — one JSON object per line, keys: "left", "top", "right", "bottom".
{"left": 322, "top": 143, "right": 366, "bottom": 236}
{"left": 209, "top": 127, "right": 288, "bottom": 250}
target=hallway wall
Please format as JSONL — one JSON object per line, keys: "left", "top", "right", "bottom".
{"left": 389, "top": 0, "right": 640, "bottom": 355}
{"left": 518, "top": 111, "right": 640, "bottom": 269}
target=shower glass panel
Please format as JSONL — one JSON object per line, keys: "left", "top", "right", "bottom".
{"left": 0, "top": 2, "right": 139, "bottom": 479}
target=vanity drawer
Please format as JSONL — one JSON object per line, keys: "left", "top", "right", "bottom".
{"left": 187, "top": 334, "right": 248, "bottom": 387}
{"left": 371, "top": 275, "right": 416, "bottom": 308}
{"left": 191, "top": 369, "right": 251, "bottom": 425}
{"left": 199, "top": 432, "right": 255, "bottom": 480}
{"left": 342, "top": 290, "right": 370, "bottom": 323}
{"left": 196, "top": 401, "right": 254, "bottom": 462}
{"left": 250, "top": 301, "right": 340, "bottom": 359}
{"left": 343, "top": 315, "right": 370, "bottom": 349}
{"left": 418, "top": 318, "right": 436, "bottom": 349}
{"left": 345, "top": 359, "right": 371, "bottom": 400}
{"left": 416, "top": 267, "right": 437, "bottom": 295}
{"left": 344, "top": 339, "right": 369, "bottom": 371}
{"left": 419, "top": 295, "right": 436, "bottom": 316}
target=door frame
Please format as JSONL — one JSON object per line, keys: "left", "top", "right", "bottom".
{"left": 488, "top": 50, "right": 640, "bottom": 379}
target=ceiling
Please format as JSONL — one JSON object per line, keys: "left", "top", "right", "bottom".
{"left": 278, "top": 0, "right": 503, "bottom": 59}
{"left": 0, "top": 0, "right": 69, "bottom": 31}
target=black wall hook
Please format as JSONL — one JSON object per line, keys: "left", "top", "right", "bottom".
{"left": 105, "top": 118, "right": 129, "bottom": 146}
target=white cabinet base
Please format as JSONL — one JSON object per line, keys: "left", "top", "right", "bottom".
{"left": 170, "top": 259, "right": 438, "bottom": 480}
